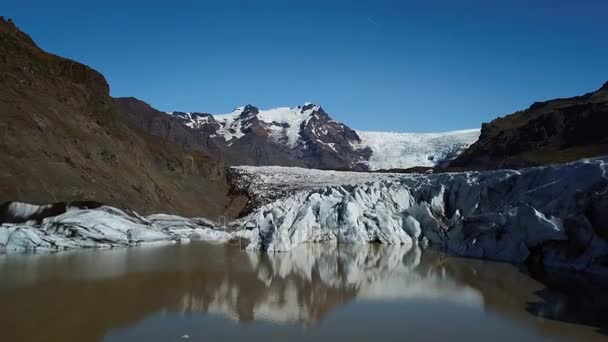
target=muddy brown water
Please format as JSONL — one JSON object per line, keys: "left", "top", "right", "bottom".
{"left": 0, "top": 242, "right": 606, "bottom": 341}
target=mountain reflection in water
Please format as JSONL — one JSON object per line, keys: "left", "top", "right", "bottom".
{"left": 0, "top": 242, "right": 606, "bottom": 341}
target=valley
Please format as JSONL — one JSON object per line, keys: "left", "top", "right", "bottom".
{"left": 1, "top": 12, "right": 608, "bottom": 341}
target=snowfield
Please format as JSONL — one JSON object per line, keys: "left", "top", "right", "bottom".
{"left": 2, "top": 157, "right": 607, "bottom": 274}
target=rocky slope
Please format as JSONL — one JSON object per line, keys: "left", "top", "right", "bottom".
{"left": 163, "top": 104, "right": 479, "bottom": 171}
{"left": 449, "top": 82, "right": 608, "bottom": 170}
{"left": 113, "top": 97, "right": 221, "bottom": 155}
{"left": 0, "top": 18, "right": 243, "bottom": 218}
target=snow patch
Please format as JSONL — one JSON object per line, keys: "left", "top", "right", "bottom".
{"left": 256, "top": 106, "right": 317, "bottom": 147}
{"left": 202, "top": 104, "right": 322, "bottom": 147}
{"left": 212, "top": 107, "right": 247, "bottom": 142}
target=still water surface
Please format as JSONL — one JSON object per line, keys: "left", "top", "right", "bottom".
{"left": 0, "top": 242, "right": 606, "bottom": 341}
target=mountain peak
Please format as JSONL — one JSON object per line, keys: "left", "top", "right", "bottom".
{"left": 231, "top": 104, "right": 259, "bottom": 117}
{"left": 229, "top": 103, "right": 322, "bottom": 117}
{"left": 242, "top": 104, "right": 259, "bottom": 113}
{"left": 600, "top": 81, "right": 608, "bottom": 91}
{"left": 0, "top": 17, "right": 37, "bottom": 49}
{"left": 300, "top": 102, "right": 320, "bottom": 111}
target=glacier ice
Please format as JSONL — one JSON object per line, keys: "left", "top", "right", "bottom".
{"left": 356, "top": 129, "right": 480, "bottom": 169}
{"left": 1, "top": 157, "right": 607, "bottom": 273}
{"left": 0, "top": 206, "right": 232, "bottom": 252}
{"left": 235, "top": 157, "right": 608, "bottom": 273}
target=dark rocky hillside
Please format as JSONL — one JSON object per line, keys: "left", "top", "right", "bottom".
{"left": 113, "top": 97, "right": 224, "bottom": 156}
{"left": 449, "top": 82, "right": 608, "bottom": 170}
{"left": 0, "top": 18, "right": 245, "bottom": 218}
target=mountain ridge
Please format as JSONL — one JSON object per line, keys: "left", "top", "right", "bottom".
{"left": 156, "top": 102, "right": 480, "bottom": 171}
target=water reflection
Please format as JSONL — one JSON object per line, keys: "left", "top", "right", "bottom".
{"left": 527, "top": 271, "right": 608, "bottom": 336}
{"left": 0, "top": 243, "right": 605, "bottom": 341}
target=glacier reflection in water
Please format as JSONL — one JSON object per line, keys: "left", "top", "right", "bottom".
{"left": 0, "top": 242, "right": 605, "bottom": 341}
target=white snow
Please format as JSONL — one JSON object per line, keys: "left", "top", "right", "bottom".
{"left": 171, "top": 112, "right": 215, "bottom": 129}
{"left": 356, "top": 129, "right": 480, "bottom": 170}
{"left": 256, "top": 105, "right": 318, "bottom": 147}
{"left": 178, "top": 104, "right": 321, "bottom": 147}
{"left": 211, "top": 107, "right": 247, "bottom": 142}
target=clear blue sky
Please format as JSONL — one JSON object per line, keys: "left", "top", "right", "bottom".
{"left": 4, "top": 0, "right": 608, "bottom": 132}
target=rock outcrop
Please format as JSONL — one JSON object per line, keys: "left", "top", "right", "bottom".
{"left": 449, "top": 82, "right": 608, "bottom": 170}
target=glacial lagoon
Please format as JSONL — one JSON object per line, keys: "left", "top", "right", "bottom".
{"left": 0, "top": 242, "right": 606, "bottom": 341}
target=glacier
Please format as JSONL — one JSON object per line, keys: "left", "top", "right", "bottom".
{"left": 356, "top": 128, "right": 480, "bottom": 170}
{"left": 233, "top": 157, "right": 608, "bottom": 273}
{"left": 2, "top": 157, "right": 607, "bottom": 273}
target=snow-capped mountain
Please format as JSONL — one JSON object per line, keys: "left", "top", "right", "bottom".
{"left": 167, "top": 104, "right": 479, "bottom": 171}
{"left": 170, "top": 103, "right": 371, "bottom": 171}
